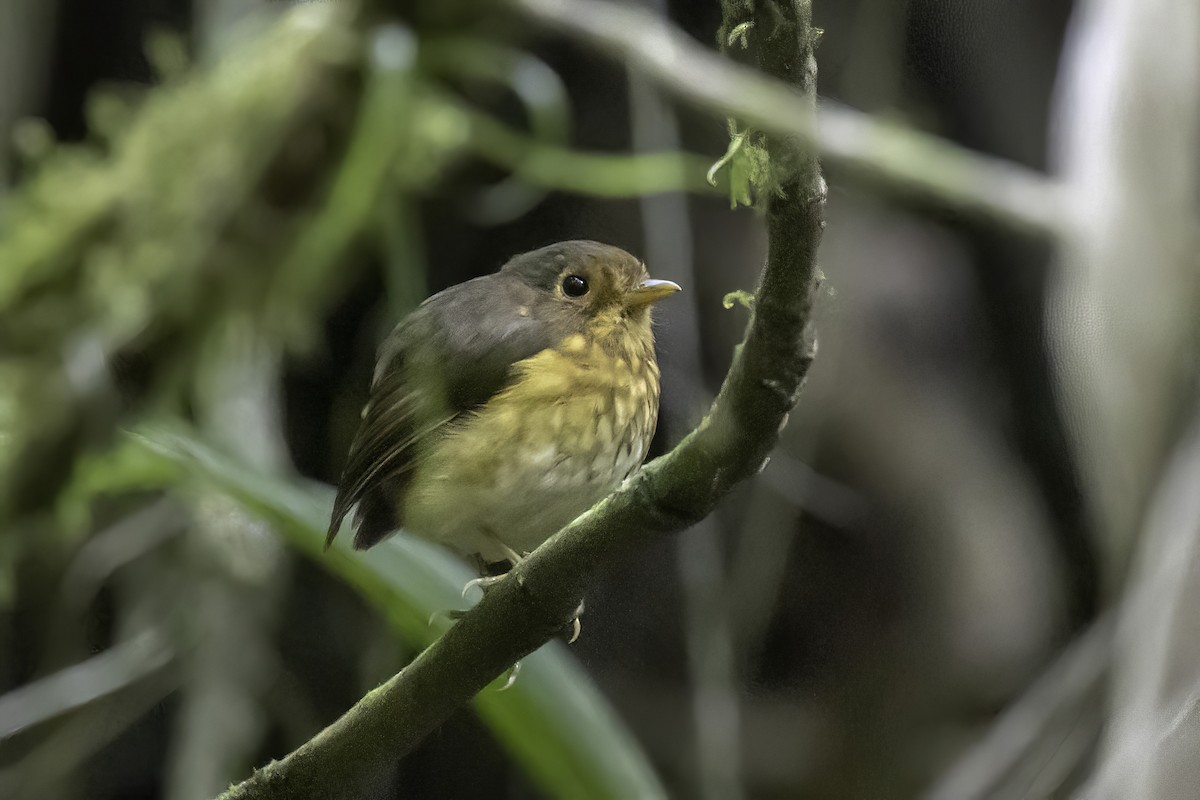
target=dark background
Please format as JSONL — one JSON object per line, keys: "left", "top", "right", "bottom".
{"left": 2, "top": 0, "right": 1094, "bottom": 797}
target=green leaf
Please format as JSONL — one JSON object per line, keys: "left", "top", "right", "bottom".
{"left": 132, "top": 424, "right": 667, "bottom": 800}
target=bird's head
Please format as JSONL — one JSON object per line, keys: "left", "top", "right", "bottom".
{"left": 502, "top": 240, "right": 681, "bottom": 346}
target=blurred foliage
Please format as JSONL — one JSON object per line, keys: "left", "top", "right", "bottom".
{"left": 134, "top": 425, "right": 668, "bottom": 799}
{"left": 0, "top": 2, "right": 718, "bottom": 530}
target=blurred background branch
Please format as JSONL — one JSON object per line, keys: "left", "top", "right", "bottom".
{"left": 0, "top": 627, "right": 175, "bottom": 740}
{"left": 1049, "top": 2, "right": 1200, "bottom": 795}
{"left": 511, "top": 0, "right": 1064, "bottom": 236}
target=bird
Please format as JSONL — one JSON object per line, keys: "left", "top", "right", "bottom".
{"left": 326, "top": 240, "right": 680, "bottom": 591}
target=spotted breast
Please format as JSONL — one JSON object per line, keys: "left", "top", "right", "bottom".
{"left": 401, "top": 328, "right": 660, "bottom": 562}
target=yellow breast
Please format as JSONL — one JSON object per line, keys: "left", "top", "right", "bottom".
{"left": 401, "top": 330, "right": 661, "bottom": 560}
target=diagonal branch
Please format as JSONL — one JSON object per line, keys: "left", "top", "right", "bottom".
{"left": 511, "top": 0, "right": 1063, "bottom": 237}
{"left": 0, "top": 628, "right": 176, "bottom": 739}
{"left": 217, "top": 3, "right": 823, "bottom": 798}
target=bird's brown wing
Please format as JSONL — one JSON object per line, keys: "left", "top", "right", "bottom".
{"left": 326, "top": 274, "right": 567, "bottom": 550}
{"left": 325, "top": 349, "right": 447, "bottom": 550}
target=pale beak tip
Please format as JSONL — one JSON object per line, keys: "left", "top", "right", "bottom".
{"left": 640, "top": 278, "right": 682, "bottom": 293}
{"left": 626, "top": 278, "right": 682, "bottom": 307}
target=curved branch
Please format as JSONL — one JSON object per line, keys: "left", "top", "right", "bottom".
{"left": 217, "top": 2, "right": 824, "bottom": 798}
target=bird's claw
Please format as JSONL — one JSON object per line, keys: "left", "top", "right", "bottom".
{"left": 462, "top": 573, "right": 507, "bottom": 598}
{"left": 498, "top": 661, "right": 522, "bottom": 691}
{"left": 462, "top": 558, "right": 584, "bottom": 647}
{"left": 564, "top": 599, "right": 585, "bottom": 644}
{"left": 428, "top": 608, "right": 466, "bottom": 627}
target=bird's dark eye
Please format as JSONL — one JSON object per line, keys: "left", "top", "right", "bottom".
{"left": 561, "top": 274, "right": 589, "bottom": 297}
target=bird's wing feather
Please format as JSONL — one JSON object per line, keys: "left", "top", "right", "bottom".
{"left": 326, "top": 274, "right": 565, "bottom": 549}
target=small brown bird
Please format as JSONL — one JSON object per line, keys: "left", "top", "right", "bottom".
{"left": 327, "top": 240, "right": 680, "bottom": 575}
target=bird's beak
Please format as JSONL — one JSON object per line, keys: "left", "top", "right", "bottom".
{"left": 625, "top": 278, "right": 682, "bottom": 308}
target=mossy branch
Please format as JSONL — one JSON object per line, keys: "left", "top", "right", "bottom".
{"left": 216, "top": 2, "right": 825, "bottom": 798}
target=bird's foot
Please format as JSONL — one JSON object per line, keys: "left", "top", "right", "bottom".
{"left": 463, "top": 541, "right": 529, "bottom": 598}
{"left": 462, "top": 573, "right": 508, "bottom": 597}
{"left": 460, "top": 540, "right": 583, "bottom": 646}
{"left": 565, "top": 599, "right": 585, "bottom": 644}
{"left": 496, "top": 603, "right": 580, "bottom": 689}
{"left": 427, "top": 608, "right": 467, "bottom": 627}
{"left": 498, "top": 661, "right": 522, "bottom": 691}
